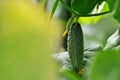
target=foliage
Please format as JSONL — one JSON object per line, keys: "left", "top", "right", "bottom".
{"left": 50, "top": 0, "right": 120, "bottom": 80}
{"left": 88, "top": 50, "right": 120, "bottom": 80}
{"left": 71, "top": 0, "right": 104, "bottom": 14}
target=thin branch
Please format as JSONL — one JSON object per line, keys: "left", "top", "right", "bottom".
{"left": 77, "top": 11, "right": 110, "bottom": 17}
{"left": 59, "top": 0, "right": 73, "bottom": 14}
{"left": 48, "top": 0, "right": 59, "bottom": 23}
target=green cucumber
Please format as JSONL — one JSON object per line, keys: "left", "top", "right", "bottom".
{"left": 67, "top": 22, "right": 84, "bottom": 72}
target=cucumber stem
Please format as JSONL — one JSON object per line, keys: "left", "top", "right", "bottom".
{"left": 63, "top": 15, "right": 75, "bottom": 37}
{"left": 73, "top": 16, "right": 79, "bottom": 23}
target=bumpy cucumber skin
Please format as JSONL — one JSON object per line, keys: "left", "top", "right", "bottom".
{"left": 68, "top": 22, "right": 84, "bottom": 72}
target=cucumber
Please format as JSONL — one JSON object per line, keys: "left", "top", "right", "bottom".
{"left": 67, "top": 22, "right": 84, "bottom": 72}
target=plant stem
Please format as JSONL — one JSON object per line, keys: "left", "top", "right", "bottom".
{"left": 48, "top": 0, "right": 59, "bottom": 23}
{"left": 59, "top": 0, "right": 73, "bottom": 14}
{"left": 73, "top": 16, "right": 79, "bottom": 22}
{"left": 59, "top": 0, "right": 110, "bottom": 17}
{"left": 77, "top": 11, "right": 110, "bottom": 17}
{"left": 49, "top": 0, "right": 110, "bottom": 23}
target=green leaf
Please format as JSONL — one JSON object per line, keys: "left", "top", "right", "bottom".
{"left": 61, "top": 70, "right": 82, "bottom": 80}
{"left": 71, "top": 0, "right": 104, "bottom": 14}
{"left": 104, "top": 27, "right": 120, "bottom": 50}
{"left": 88, "top": 50, "right": 120, "bottom": 80}
{"left": 106, "top": 0, "right": 120, "bottom": 22}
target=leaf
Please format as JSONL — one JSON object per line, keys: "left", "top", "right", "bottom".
{"left": 92, "top": 1, "right": 110, "bottom": 23}
{"left": 104, "top": 27, "right": 120, "bottom": 50}
{"left": 78, "top": 2, "right": 110, "bottom": 24}
{"left": 106, "top": 0, "right": 120, "bottom": 22}
{"left": 88, "top": 50, "right": 120, "bottom": 80}
{"left": 71, "top": 0, "right": 104, "bottom": 14}
{"left": 61, "top": 70, "right": 82, "bottom": 80}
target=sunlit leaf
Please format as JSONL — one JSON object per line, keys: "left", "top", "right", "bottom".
{"left": 78, "top": 2, "right": 109, "bottom": 24}
{"left": 92, "top": 2, "right": 109, "bottom": 23}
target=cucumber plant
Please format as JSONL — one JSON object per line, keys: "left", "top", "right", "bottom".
{"left": 48, "top": 0, "right": 120, "bottom": 80}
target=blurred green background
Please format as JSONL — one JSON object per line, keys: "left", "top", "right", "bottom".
{"left": 0, "top": 0, "right": 120, "bottom": 80}
{"left": 0, "top": 1, "right": 61, "bottom": 80}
